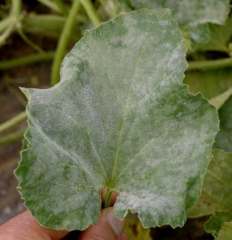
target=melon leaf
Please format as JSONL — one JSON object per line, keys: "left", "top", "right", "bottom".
{"left": 117, "top": 0, "right": 230, "bottom": 43}
{"left": 188, "top": 150, "right": 232, "bottom": 218}
{"left": 205, "top": 211, "right": 232, "bottom": 239}
{"left": 15, "top": 9, "right": 219, "bottom": 231}
{"left": 214, "top": 96, "right": 232, "bottom": 152}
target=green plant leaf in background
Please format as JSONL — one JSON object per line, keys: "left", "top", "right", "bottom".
{"left": 15, "top": 9, "right": 219, "bottom": 231}
{"left": 204, "top": 211, "right": 232, "bottom": 239}
{"left": 214, "top": 96, "right": 232, "bottom": 152}
{"left": 117, "top": 0, "right": 230, "bottom": 43}
{"left": 193, "top": 16, "right": 232, "bottom": 54}
{"left": 184, "top": 67, "right": 232, "bottom": 99}
{"left": 124, "top": 216, "right": 152, "bottom": 240}
{"left": 217, "top": 222, "right": 232, "bottom": 240}
{"left": 208, "top": 87, "right": 232, "bottom": 110}
{"left": 188, "top": 150, "right": 232, "bottom": 218}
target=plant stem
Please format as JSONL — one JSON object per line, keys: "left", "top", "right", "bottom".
{"left": 0, "top": 17, "right": 12, "bottom": 33}
{"left": 80, "top": 0, "right": 101, "bottom": 28}
{"left": 0, "top": 20, "right": 15, "bottom": 45}
{"left": 51, "top": 0, "right": 81, "bottom": 86}
{"left": 37, "top": 0, "right": 60, "bottom": 13}
{"left": 187, "top": 57, "right": 232, "bottom": 71}
{"left": 0, "top": 0, "right": 21, "bottom": 34}
{"left": 0, "top": 0, "right": 22, "bottom": 43}
{"left": 0, "top": 111, "right": 27, "bottom": 133}
{"left": 103, "top": 190, "right": 112, "bottom": 208}
{"left": 0, "top": 51, "right": 55, "bottom": 70}
{"left": 22, "top": 14, "right": 81, "bottom": 40}
{"left": 17, "top": 26, "right": 44, "bottom": 53}
{"left": 0, "top": 129, "right": 25, "bottom": 146}
{"left": 7, "top": 84, "right": 27, "bottom": 106}
{"left": 54, "top": 0, "right": 69, "bottom": 16}
{"left": 1, "top": 14, "right": 81, "bottom": 40}
{"left": 11, "top": 0, "right": 21, "bottom": 17}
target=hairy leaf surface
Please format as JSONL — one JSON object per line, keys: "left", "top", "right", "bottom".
{"left": 204, "top": 212, "right": 232, "bottom": 239}
{"left": 188, "top": 150, "right": 232, "bottom": 218}
{"left": 16, "top": 9, "right": 219, "bottom": 230}
{"left": 118, "top": 0, "right": 230, "bottom": 43}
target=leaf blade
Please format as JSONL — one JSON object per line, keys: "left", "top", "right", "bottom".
{"left": 205, "top": 211, "right": 232, "bottom": 238}
{"left": 117, "top": 0, "right": 230, "bottom": 43}
{"left": 16, "top": 9, "right": 219, "bottom": 230}
{"left": 188, "top": 150, "right": 232, "bottom": 218}
{"left": 214, "top": 96, "right": 232, "bottom": 152}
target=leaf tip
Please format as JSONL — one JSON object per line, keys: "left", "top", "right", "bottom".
{"left": 20, "top": 87, "right": 30, "bottom": 100}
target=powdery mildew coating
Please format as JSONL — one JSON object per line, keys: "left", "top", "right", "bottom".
{"left": 124, "top": 0, "right": 229, "bottom": 25}
{"left": 122, "top": 0, "right": 230, "bottom": 42}
{"left": 16, "top": 9, "right": 219, "bottom": 231}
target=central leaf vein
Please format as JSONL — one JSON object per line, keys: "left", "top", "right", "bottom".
{"left": 110, "top": 32, "right": 152, "bottom": 183}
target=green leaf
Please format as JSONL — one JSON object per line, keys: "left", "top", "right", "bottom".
{"left": 187, "top": 23, "right": 211, "bottom": 43}
{"left": 194, "top": 16, "right": 232, "bottom": 53}
{"left": 184, "top": 67, "right": 232, "bottom": 99}
{"left": 209, "top": 88, "right": 232, "bottom": 110}
{"left": 124, "top": 216, "right": 152, "bottom": 240}
{"left": 117, "top": 0, "right": 230, "bottom": 43}
{"left": 15, "top": 9, "right": 219, "bottom": 231}
{"left": 217, "top": 221, "right": 232, "bottom": 240}
{"left": 214, "top": 96, "right": 232, "bottom": 151}
{"left": 204, "top": 211, "right": 232, "bottom": 238}
{"left": 188, "top": 150, "right": 232, "bottom": 218}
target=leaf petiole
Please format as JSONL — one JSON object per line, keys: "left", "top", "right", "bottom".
{"left": 103, "top": 189, "right": 112, "bottom": 208}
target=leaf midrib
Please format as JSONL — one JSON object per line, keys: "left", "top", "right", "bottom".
{"left": 110, "top": 32, "right": 152, "bottom": 184}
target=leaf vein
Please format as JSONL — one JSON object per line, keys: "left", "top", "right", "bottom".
{"left": 115, "top": 91, "right": 173, "bottom": 181}
{"left": 111, "top": 32, "right": 153, "bottom": 181}
{"left": 30, "top": 117, "right": 101, "bottom": 186}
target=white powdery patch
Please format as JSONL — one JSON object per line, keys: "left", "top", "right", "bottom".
{"left": 115, "top": 190, "right": 186, "bottom": 227}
